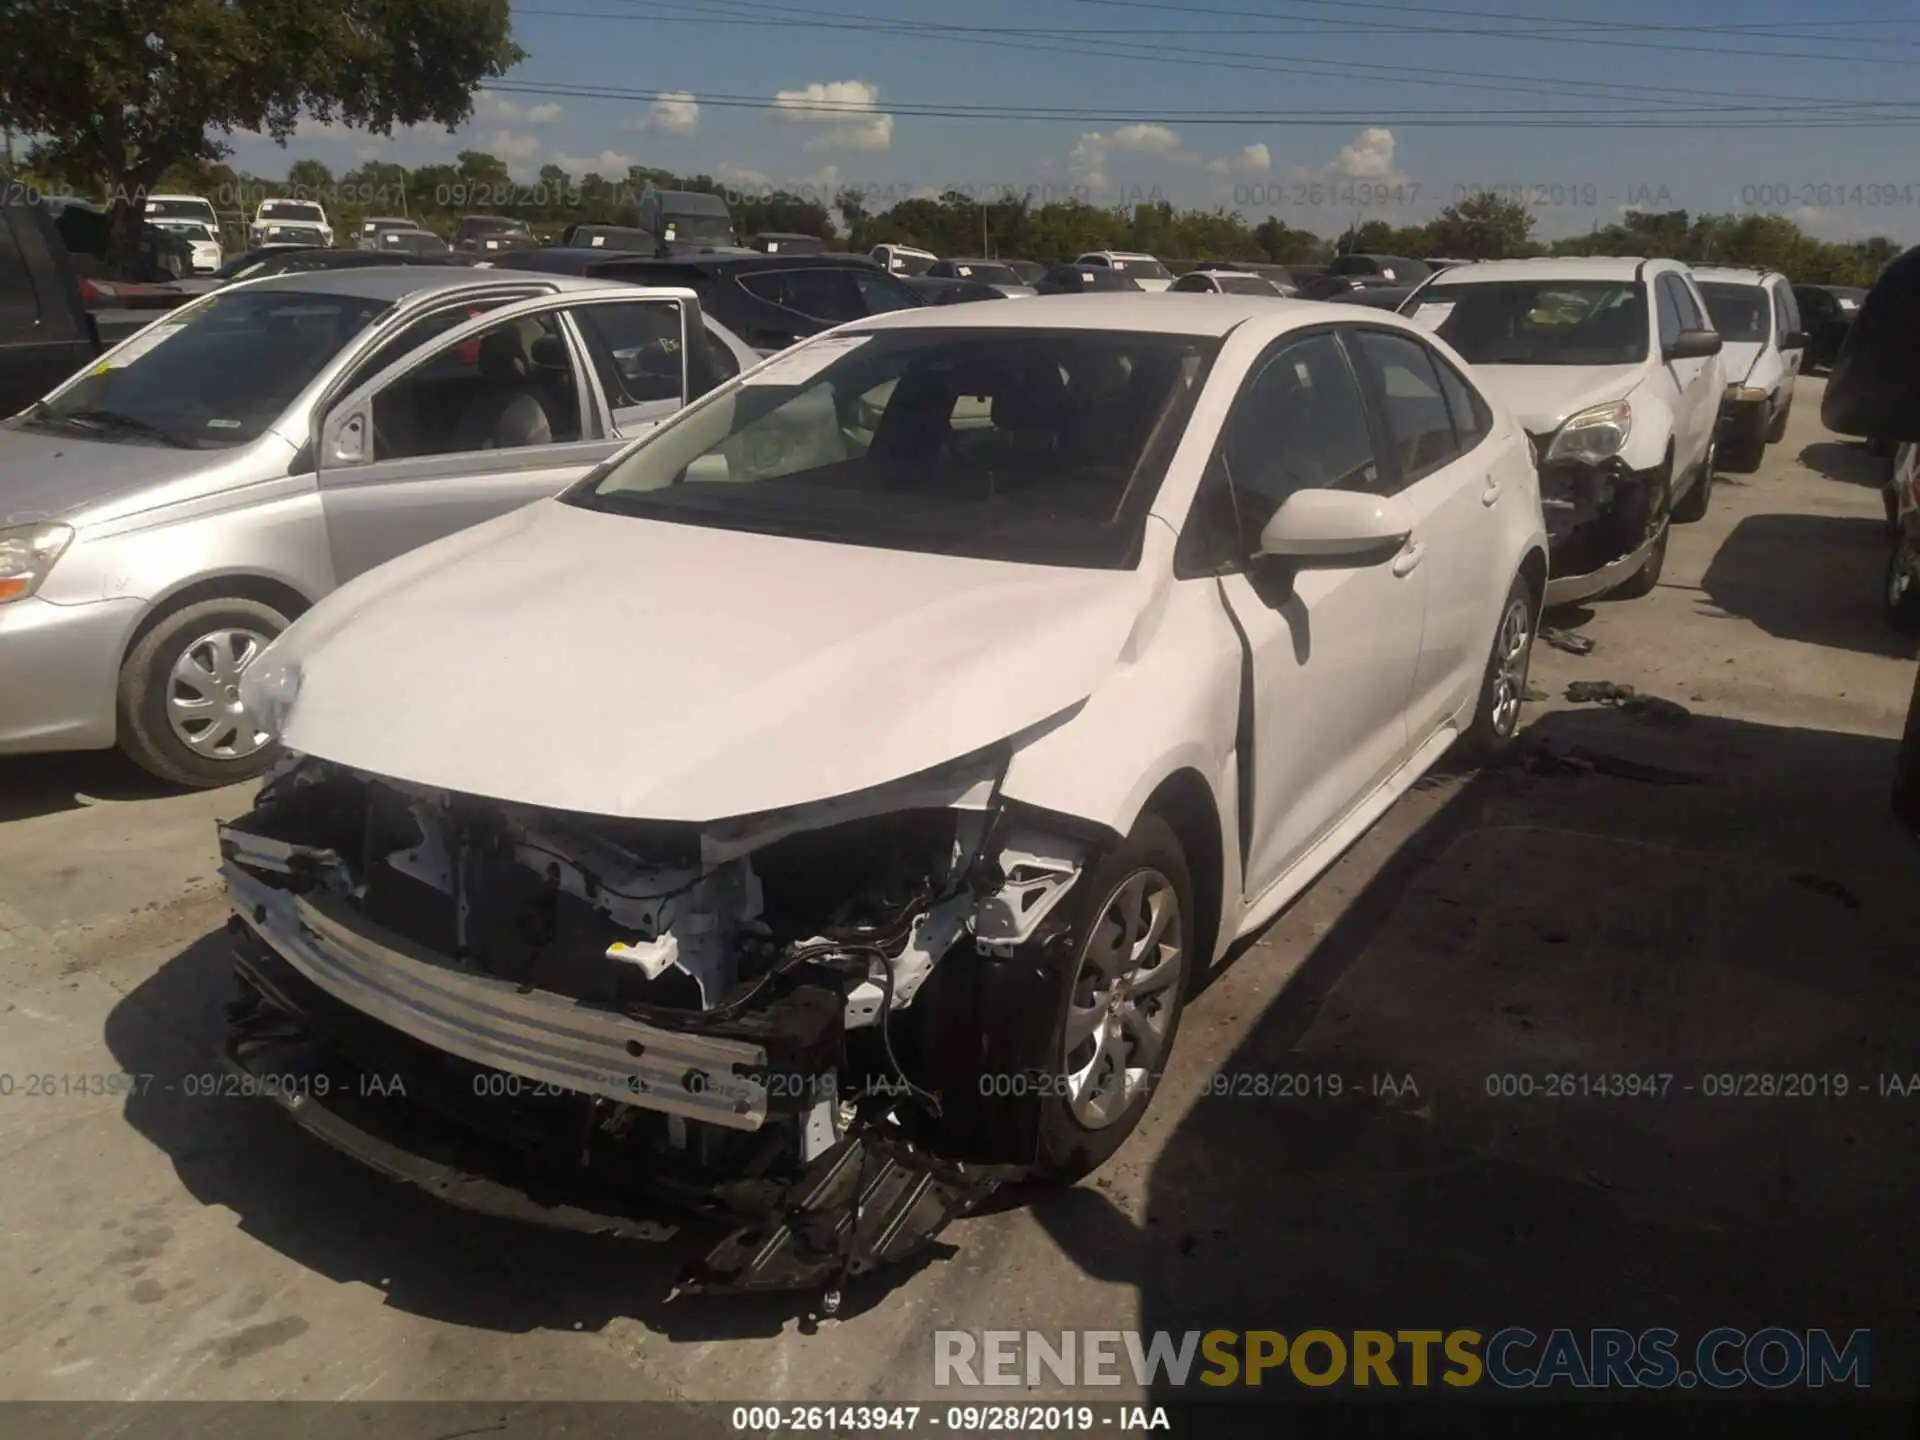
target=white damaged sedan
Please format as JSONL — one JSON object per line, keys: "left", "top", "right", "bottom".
{"left": 217, "top": 294, "right": 1549, "bottom": 1294}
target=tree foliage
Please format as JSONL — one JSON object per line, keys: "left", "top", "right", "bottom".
{"left": 0, "top": 0, "right": 520, "bottom": 254}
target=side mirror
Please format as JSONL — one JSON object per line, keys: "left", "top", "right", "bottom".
{"left": 321, "top": 404, "right": 372, "bottom": 466}
{"left": 1257, "top": 489, "right": 1414, "bottom": 562}
{"left": 1665, "top": 328, "right": 1722, "bottom": 361}
{"left": 1780, "top": 330, "right": 1808, "bottom": 351}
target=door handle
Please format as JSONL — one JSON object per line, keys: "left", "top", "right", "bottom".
{"left": 1481, "top": 475, "right": 1502, "bottom": 506}
{"left": 1391, "top": 541, "right": 1425, "bottom": 577}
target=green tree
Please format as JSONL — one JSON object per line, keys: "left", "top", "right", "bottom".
{"left": 1424, "top": 191, "right": 1536, "bottom": 259}
{"left": 0, "top": 0, "right": 521, "bottom": 265}
{"left": 285, "top": 159, "right": 335, "bottom": 201}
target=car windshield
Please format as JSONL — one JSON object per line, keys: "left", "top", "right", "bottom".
{"left": 22, "top": 288, "right": 390, "bottom": 450}
{"left": 267, "top": 225, "right": 327, "bottom": 245}
{"left": 945, "top": 262, "right": 1019, "bottom": 285}
{"left": 1414, "top": 280, "right": 1650, "bottom": 366}
{"left": 1111, "top": 258, "right": 1171, "bottom": 279}
{"left": 262, "top": 200, "right": 324, "bottom": 222}
{"left": 155, "top": 220, "right": 214, "bottom": 241}
{"left": 883, "top": 251, "right": 936, "bottom": 276}
{"left": 661, "top": 213, "right": 735, "bottom": 246}
{"left": 1697, "top": 282, "right": 1771, "bottom": 342}
{"left": 1217, "top": 274, "right": 1277, "bottom": 295}
{"left": 147, "top": 199, "right": 214, "bottom": 222}
{"left": 566, "top": 328, "right": 1218, "bottom": 567}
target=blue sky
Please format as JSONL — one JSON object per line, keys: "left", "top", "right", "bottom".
{"left": 228, "top": 0, "right": 1920, "bottom": 242}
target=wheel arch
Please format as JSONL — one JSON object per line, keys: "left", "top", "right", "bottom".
{"left": 1138, "top": 767, "right": 1226, "bottom": 982}
{"left": 120, "top": 572, "right": 316, "bottom": 671}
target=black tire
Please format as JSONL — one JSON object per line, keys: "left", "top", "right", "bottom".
{"left": 1885, "top": 535, "right": 1920, "bottom": 636}
{"left": 1671, "top": 441, "right": 1714, "bottom": 523}
{"left": 1608, "top": 519, "right": 1669, "bottom": 601}
{"left": 1719, "top": 418, "right": 1766, "bottom": 474}
{"left": 1766, "top": 396, "right": 1792, "bottom": 443}
{"left": 1462, "top": 575, "right": 1537, "bottom": 762}
{"left": 117, "top": 597, "right": 290, "bottom": 788}
{"left": 1030, "top": 813, "right": 1194, "bottom": 1183}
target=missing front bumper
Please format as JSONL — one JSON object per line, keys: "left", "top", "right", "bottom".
{"left": 223, "top": 920, "right": 1011, "bottom": 1295}
{"left": 1539, "top": 454, "right": 1667, "bottom": 607}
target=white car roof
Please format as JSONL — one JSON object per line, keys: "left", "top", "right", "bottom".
{"left": 1690, "top": 266, "right": 1775, "bottom": 285}
{"left": 841, "top": 292, "right": 1406, "bottom": 338}
{"left": 146, "top": 193, "right": 213, "bottom": 204}
{"left": 1082, "top": 250, "right": 1160, "bottom": 261}
{"left": 1423, "top": 257, "right": 1673, "bottom": 285}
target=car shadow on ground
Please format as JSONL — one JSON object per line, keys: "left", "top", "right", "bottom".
{"left": 1698, "top": 511, "right": 1913, "bottom": 659}
{"left": 1031, "top": 705, "right": 1920, "bottom": 1425}
{"left": 0, "top": 751, "right": 185, "bottom": 823}
{"left": 1800, "top": 440, "right": 1891, "bottom": 492}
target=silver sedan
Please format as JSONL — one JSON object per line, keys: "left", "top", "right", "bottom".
{"left": 0, "top": 267, "right": 759, "bottom": 787}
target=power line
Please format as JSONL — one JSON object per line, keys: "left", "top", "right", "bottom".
{"left": 525, "top": 0, "right": 1920, "bottom": 116}
{"left": 482, "top": 79, "right": 1920, "bottom": 127}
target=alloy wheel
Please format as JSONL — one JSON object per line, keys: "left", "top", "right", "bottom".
{"left": 1062, "top": 868, "right": 1185, "bottom": 1130}
{"left": 1488, "top": 596, "right": 1533, "bottom": 738}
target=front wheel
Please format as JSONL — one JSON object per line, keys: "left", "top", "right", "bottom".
{"left": 1030, "top": 814, "right": 1194, "bottom": 1183}
{"left": 117, "top": 597, "right": 290, "bottom": 788}
{"left": 1462, "top": 576, "right": 1537, "bottom": 761}
{"left": 1672, "top": 440, "right": 1715, "bottom": 523}
{"left": 1608, "top": 519, "right": 1670, "bottom": 601}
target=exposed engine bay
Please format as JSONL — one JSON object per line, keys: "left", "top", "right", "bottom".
{"left": 217, "top": 751, "right": 1095, "bottom": 1299}
{"left": 1535, "top": 442, "right": 1667, "bottom": 600}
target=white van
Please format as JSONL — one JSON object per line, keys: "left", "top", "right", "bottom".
{"left": 869, "top": 243, "right": 938, "bottom": 276}
{"left": 1071, "top": 250, "right": 1174, "bottom": 291}
{"left": 1691, "top": 266, "right": 1805, "bottom": 472}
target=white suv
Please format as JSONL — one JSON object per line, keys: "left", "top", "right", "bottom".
{"left": 1691, "top": 266, "right": 1804, "bottom": 472}
{"left": 1401, "top": 257, "right": 1725, "bottom": 605}
{"left": 1072, "top": 250, "right": 1174, "bottom": 291}
{"left": 251, "top": 197, "right": 335, "bottom": 248}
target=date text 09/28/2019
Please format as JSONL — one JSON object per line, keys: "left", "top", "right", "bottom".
{"left": 729, "top": 1405, "right": 1171, "bottom": 1434}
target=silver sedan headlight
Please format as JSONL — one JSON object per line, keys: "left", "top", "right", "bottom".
{"left": 1544, "top": 399, "right": 1633, "bottom": 465}
{"left": 0, "top": 522, "right": 75, "bottom": 604}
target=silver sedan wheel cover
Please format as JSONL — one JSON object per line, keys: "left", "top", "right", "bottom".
{"left": 1063, "top": 868, "right": 1184, "bottom": 1130}
{"left": 166, "top": 627, "right": 272, "bottom": 760}
{"left": 1489, "top": 596, "right": 1533, "bottom": 737}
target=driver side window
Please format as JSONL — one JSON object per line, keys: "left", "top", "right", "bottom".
{"left": 1218, "top": 333, "right": 1380, "bottom": 548}
{"left": 368, "top": 313, "right": 584, "bottom": 460}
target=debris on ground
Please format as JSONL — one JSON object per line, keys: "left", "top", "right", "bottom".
{"left": 1522, "top": 682, "right": 1550, "bottom": 701}
{"left": 1567, "top": 680, "right": 1635, "bottom": 704}
{"left": 1520, "top": 737, "right": 1707, "bottom": 786}
{"left": 1541, "top": 626, "right": 1597, "bottom": 656}
{"left": 1564, "top": 681, "right": 1693, "bottom": 727}
{"left": 1791, "top": 872, "right": 1865, "bottom": 910}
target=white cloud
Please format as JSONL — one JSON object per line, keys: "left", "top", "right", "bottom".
{"left": 488, "top": 129, "right": 543, "bottom": 163}
{"left": 1068, "top": 132, "right": 1111, "bottom": 193}
{"left": 1109, "top": 122, "right": 1183, "bottom": 157}
{"left": 716, "top": 162, "right": 773, "bottom": 189}
{"left": 550, "top": 149, "right": 638, "bottom": 177}
{"left": 628, "top": 90, "right": 699, "bottom": 136}
{"left": 476, "top": 93, "right": 562, "bottom": 125}
{"left": 1207, "top": 142, "right": 1271, "bottom": 177}
{"left": 770, "top": 80, "right": 894, "bottom": 152}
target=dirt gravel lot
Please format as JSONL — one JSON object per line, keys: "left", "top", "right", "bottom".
{"left": 1, "top": 377, "right": 1916, "bottom": 1422}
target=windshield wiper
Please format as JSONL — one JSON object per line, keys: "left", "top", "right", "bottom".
{"left": 45, "top": 408, "right": 193, "bottom": 448}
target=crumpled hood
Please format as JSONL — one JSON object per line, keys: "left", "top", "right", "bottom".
{"left": 267, "top": 499, "right": 1157, "bottom": 822}
{"left": 1470, "top": 364, "right": 1644, "bottom": 435}
{"left": 0, "top": 424, "right": 218, "bottom": 526}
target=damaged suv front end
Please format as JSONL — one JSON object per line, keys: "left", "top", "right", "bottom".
{"left": 1528, "top": 397, "right": 1672, "bottom": 605}
{"left": 219, "top": 746, "right": 1098, "bottom": 1294}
